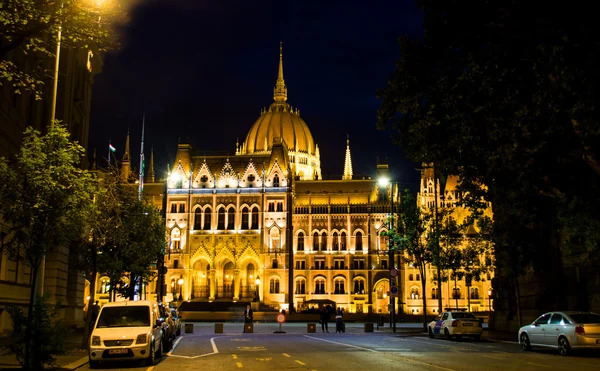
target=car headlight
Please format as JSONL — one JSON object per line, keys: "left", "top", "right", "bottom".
{"left": 136, "top": 334, "right": 148, "bottom": 344}
{"left": 91, "top": 336, "right": 101, "bottom": 346}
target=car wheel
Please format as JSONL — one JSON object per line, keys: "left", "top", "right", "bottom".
{"left": 520, "top": 333, "right": 531, "bottom": 351}
{"left": 444, "top": 328, "right": 452, "bottom": 341}
{"left": 428, "top": 327, "right": 434, "bottom": 339}
{"left": 558, "top": 336, "right": 571, "bottom": 356}
{"left": 89, "top": 360, "right": 99, "bottom": 369}
{"left": 146, "top": 343, "right": 155, "bottom": 366}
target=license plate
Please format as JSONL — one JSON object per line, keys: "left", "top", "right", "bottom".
{"left": 108, "top": 349, "right": 128, "bottom": 354}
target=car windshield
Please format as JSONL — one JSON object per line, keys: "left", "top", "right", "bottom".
{"left": 451, "top": 312, "right": 477, "bottom": 319}
{"left": 96, "top": 306, "right": 150, "bottom": 328}
{"left": 568, "top": 313, "right": 600, "bottom": 324}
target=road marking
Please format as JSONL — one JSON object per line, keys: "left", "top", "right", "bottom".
{"left": 231, "top": 338, "right": 252, "bottom": 341}
{"left": 481, "top": 355, "right": 504, "bottom": 360}
{"left": 237, "top": 346, "right": 266, "bottom": 351}
{"left": 232, "top": 354, "right": 238, "bottom": 359}
{"left": 400, "top": 338, "right": 477, "bottom": 351}
{"left": 167, "top": 336, "right": 184, "bottom": 356}
{"left": 304, "top": 335, "right": 456, "bottom": 371}
{"left": 295, "top": 360, "right": 306, "bottom": 366}
{"left": 167, "top": 336, "right": 222, "bottom": 359}
{"left": 525, "top": 362, "right": 552, "bottom": 368}
{"left": 146, "top": 367, "right": 154, "bottom": 371}
{"left": 256, "top": 357, "right": 272, "bottom": 361}
{"left": 236, "top": 362, "right": 243, "bottom": 368}
{"left": 282, "top": 353, "right": 291, "bottom": 357}
{"left": 374, "top": 348, "right": 412, "bottom": 351}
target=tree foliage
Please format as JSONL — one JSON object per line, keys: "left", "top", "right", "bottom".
{"left": 0, "top": 0, "right": 125, "bottom": 97}
{"left": 377, "top": 0, "right": 600, "bottom": 317}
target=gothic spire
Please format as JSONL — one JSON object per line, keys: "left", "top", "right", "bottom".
{"left": 148, "top": 147, "right": 155, "bottom": 183}
{"left": 121, "top": 129, "right": 131, "bottom": 183}
{"left": 343, "top": 135, "right": 353, "bottom": 180}
{"left": 273, "top": 41, "right": 287, "bottom": 103}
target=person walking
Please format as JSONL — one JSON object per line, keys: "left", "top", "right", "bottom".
{"left": 320, "top": 306, "right": 329, "bottom": 333}
{"left": 335, "top": 308, "right": 344, "bottom": 333}
{"left": 243, "top": 304, "right": 253, "bottom": 333}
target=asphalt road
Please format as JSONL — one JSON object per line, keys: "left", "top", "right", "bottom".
{"left": 81, "top": 323, "right": 600, "bottom": 371}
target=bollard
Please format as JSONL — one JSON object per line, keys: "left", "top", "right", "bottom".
{"left": 364, "top": 322, "right": 374, "bottom": 332}
{"left": 184, "top": 323, "right": 194, "bottom": 334}
{"left": 215, "top": 323, "right": 224, "bottom": 333}
{"left": 244, "top": 323, "right": 253, "bottom": 333}
{"left": 307, "top": 323, "right": 316, "bottom": 333}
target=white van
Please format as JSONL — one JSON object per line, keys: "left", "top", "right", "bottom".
{"left": 89, "top": 300, "right": 163, "bottom": 368}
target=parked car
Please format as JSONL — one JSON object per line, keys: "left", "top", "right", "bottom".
{"left": 170, "top": 308, "right": 182, "bottom": 336}
{"left": 518, "top": 311, "right": 600, "bottom": 356}
{"left": 158, "top": 303, "right": 176, "bottom": 350}
{"left": 89, "top": 300, "right": 163, "bottom": 368}
{"left": 428, "top": 311, "right": 483, "bottom": 340}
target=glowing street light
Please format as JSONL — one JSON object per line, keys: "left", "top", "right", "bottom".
{"left": 178, "top": 275, "right": 184, "bottom": 301}
{"left": 254, "top": 276, "right": 260, "bottom": 302}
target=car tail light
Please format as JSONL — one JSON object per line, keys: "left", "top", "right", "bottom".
{"left": 452, "top": 320, "right": 458, "bottom": 327}
{"left": 575, "top": 326, "right": 585, "bottom": 335}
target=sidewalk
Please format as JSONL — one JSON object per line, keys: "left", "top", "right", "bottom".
{"left": 0, "top": 322, "right": 516, "bottom": 369}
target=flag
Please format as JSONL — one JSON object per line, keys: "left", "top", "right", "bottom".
{"left": 109, "top": 143, "right": 116, "bottom": 152}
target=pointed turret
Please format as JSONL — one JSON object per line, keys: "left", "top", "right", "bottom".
{"left": 121, "top": 129, "right": 131, "bottom": 183}
{"left": 148, "top": 147, "right": 155, "bottom": 183}
{"left": 273, "top": 41, "right": 288, "bottom": 103}
{"left": 343, "top": 135, "right": 353, "bottom": 180}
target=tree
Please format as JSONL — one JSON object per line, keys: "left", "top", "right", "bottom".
{"left": 0, "top": 0, "right": 123, "bottom": 98}
{"left": 388, "top": 190, "right": 432, "bottom": 330}
{"left": 436, "top": 214, "right": 464, "bottom": 310}
{"left": 0, "top": 124, "right": 94, "bottom": 369}
{"left": 377, "top": 0, "right": 600, "bottom": 327}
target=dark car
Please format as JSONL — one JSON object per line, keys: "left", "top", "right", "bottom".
{"left": 170, "top": 308, "right": 182, "bottom": 336}
{"left": 158, "top": 303, "right": 176, "bottom": 350}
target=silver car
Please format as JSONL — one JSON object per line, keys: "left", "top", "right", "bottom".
{"left": 518, "top": 311, "right": 600, "bottom": 355}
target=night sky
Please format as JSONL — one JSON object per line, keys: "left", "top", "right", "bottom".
{"left": 89, "top": 0, "right": 424, "bottom": 190}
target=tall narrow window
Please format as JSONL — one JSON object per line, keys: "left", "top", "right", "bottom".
{"left": 270, "top": 278, "right": 280, "bottom": 293}
{"left": 178, "top": 203, "right": 185, "bottom": 213}
{"left": 193, "top": 209, "right": 201, "bottom": 230}
{"left": 227, "top": 208, "right": 235, "bottom": 230}
{"left": 295, "top": 279, "right": 306, "bottom": 294}
{"left": 241, "top": 207, "right": 249, "bottom": 230}
{"left": 353, "top": 280, "right": 365, "bottom": 294}
{"left": 341, "top": 232, "right": 347, "bottom": 250}
{"left": 203, "top": 208, "right": 212, "bottom": 230}
{"left": 320, "top": 232, "right": 327, "bottom": 251}
{"left": 298, "top": 232, "right": 305, "bottom": 250}
{"left": 315, "top": 279, "right": 325, "bottom": 294}
{"left": 332, "top": 232, "right": 339, "bottom": 250}
{"left": 276, "top": 201, "right": 283, "bottom": 212}
{"left": 334, "top": 279, "right": 345, "bottom": 294}
{"left": 356, "top": 231, "right": 363, "bottom": 249}
{"left": 313, "top": 232, "right": 319, "bottom": 250}
{"left": 273, "top": 175, "right": 280, "bottom": 187}
{"left": 217, "top": 208, "right": 225, "bottom": 229}
{"left": 251, "top": 206, "right": 259, "bottom": 229}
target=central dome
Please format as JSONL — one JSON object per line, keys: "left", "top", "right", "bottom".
{"left": 241, "top": 43, "right": 321, "bottom": 180}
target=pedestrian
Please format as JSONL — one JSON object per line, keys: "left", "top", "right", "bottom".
{"left": 320, "top": 306, "right": 329, "bottom": 333}
{"left": 335, "top": 308, "right": 344, "bottom": 333}
{"left": 243, "top": 304, "right": 253, "bottom": 333}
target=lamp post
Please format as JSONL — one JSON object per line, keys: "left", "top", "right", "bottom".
{"left": 178, "top": 275, "right": 184, "bottom": 301}
{"left": 378, "top": 176, "right": 396, "bottom": 332}
{"left": 488, "top": 288, "right": 493, "bottom": 312}
{"left": 254, "top": 276, "right": 260, "bottom": 302}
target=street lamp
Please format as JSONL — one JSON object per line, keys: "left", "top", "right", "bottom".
{"left": 254, "top": 276, "right": 260, "bottom": 302}
{"left": 178, "top": 275, "right": 184, "bottom": 301}
{"left": 488, "top": 288, "right": 493, "bottom": 312}
{"left": 377, "top": 175, "right": 396, "bottom": 333}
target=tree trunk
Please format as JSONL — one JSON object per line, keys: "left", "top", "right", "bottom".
{"left": 24, "top": 258, "right": 40, "bottom": 370}
{"left": 514, "top": 274, "right": 523, "bottom": 327}
{"left": 421, "top": 268, "right": 428, "bottom": 330}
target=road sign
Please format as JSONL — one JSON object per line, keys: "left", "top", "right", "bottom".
{"left": 390, "top": 286, "right": 399, "bottom": 296}
{"left": 276, "top": 313, "right": 286, "bottom": 324}
{"left": 390, "top": 277, "right": 397, "bottom": 287}
{"left": 390, "top": 268, "right": 398, "bottom": 277}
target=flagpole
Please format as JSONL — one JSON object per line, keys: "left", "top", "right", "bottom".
{"left": 108, "top": 140, "right": 111, "bottom": 167}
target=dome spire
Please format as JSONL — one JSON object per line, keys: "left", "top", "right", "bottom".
{"left": 273, "top": 41, "right": 288, "bottom": 103}
{"left": 343, "top": 134, "right": 353, "bottom": 180}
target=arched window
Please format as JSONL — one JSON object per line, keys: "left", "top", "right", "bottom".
{"left": 431, "top": 287, "right": 439, "bottom": 299}
{"left": 193, "top": 208, "right": 201, "bottom": 230}
{"left": 270, "top": 228, "right": 280, "bottom": 251}
{"left": 410, "top": 287, "right": 420, "bottom": 299}
{"left": 269, "top": 278, "right": 280, "bottom": 293}
{"left": 217, "top": 208, "right": 226, "bottom": 229}
{"left": 353, "top": 279, "right": 365, "bottom": 294}
{"left": 332, "top": 231, "right": 339, "bottom": 250}
{"left": 313, "top": 232, "right": 319, "bottom": 250}
{"left": 379, "top": 232, "right": 388, "bottom": 251}
{"left": 356, "top": 231, "right": 363, "bottom": 249}
{"left": 171, "top": 228, "right": 181, "bottom": 250}
{"left": 273, "top": 174, "right": 280, "bottom": 187}
{"left": 298, "top": 232, "right": 305, "bottom": 250}
{"left": 341, "top": 232, "right": 347, "bottom": 250}
{"left": 203, "top": 208, "right": 212, "bottom": 230}
{"left": 315, "top": 278, "right": 326, "bottom": 294}
{"left": 227, "top": 208, "right": 235, "bottom": 230}
{"left": 408, "top": 274, "right": 414, "bottom": 281}
{"left": 295, "top": 278, "right": 306, "bottom": 294}
{"left": 334, "top": 278, "right": 345, "bottom": 294}
{"left": 251, "top": 206, "right": 259, "bottom": 229}
{"left": 470, "top": 287, "right": 480, "bottom": 299}
{"left": 320, "top": 232, "right": 327, "bottom": 251}
{"left": 452, "top": 287, "right": 462, "bottom": 299}
{"left": 241, "top": 207, "right": 249, "bottom": 230}
{"left": 100, "top": 277, "right": 110, "bottom": 293}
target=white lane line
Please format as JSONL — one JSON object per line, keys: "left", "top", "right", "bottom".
{"left": 166, "top": 336, "right": 184, "bottom": 355}
{"left": 525, "top": 362, "right": 552, "bottom": 368}
{"left": 481, "top": 355, "right": 504, "bottom": 360}
{"left": 304, "top": 335, "right": 456, "bottom": 371}
{"left": 167, "top": 336, "right": 222, "bottom": 359}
